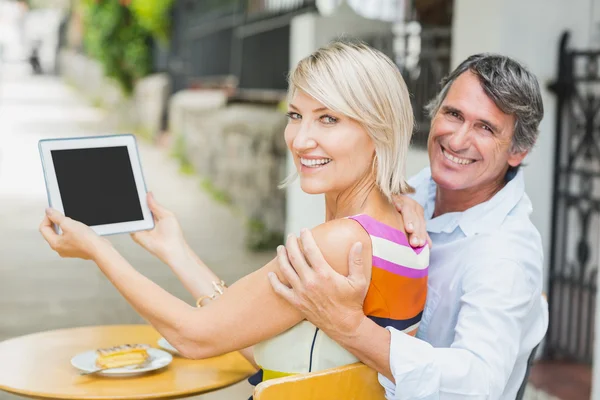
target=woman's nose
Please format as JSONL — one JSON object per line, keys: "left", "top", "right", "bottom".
{"left": 292, "top": 124, "right": 318, "bottom": 151}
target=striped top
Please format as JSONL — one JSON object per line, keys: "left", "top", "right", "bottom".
{"left": 352, "top": 214, "right": 428, "bottom": 335}
{"left": 249, "top": 214, "right": 429, "bottom": 386}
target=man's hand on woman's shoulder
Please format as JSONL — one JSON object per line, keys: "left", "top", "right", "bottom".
{"left": 268, "top": 220, "right": 371, "bottom": 338}
{"left": 392, "top": 194, "right": 432, "bottom": 248}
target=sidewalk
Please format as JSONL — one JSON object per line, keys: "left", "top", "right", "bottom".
{"left": 0, "top": 63, "right": 272, "bottom": 399}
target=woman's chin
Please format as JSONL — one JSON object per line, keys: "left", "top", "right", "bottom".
{"left": 299, "top": 181, "right": 327, "bottom": 195}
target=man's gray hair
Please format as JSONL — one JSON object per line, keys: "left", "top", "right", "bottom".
{"left": 425, "top": 54, "right": 544, "bottom": 153}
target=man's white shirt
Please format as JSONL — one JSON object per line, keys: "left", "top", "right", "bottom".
{"left": 379, "top": 167, "right": 549, "bottom": 399}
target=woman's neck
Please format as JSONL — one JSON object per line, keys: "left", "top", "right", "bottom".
{"left": 325, "top": 178, "right": 393, "bottom": 222}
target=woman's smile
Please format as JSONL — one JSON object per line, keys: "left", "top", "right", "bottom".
{"left": 299, "top": 156, "right": 333, "bottom": 173}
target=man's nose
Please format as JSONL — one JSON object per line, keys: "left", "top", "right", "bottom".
{"left": 447, "top": 123, "right": 472, "bottom": 152}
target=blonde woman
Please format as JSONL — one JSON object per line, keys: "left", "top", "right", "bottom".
{"left": 39, "top": 41, "right": 429, "bottom": 387}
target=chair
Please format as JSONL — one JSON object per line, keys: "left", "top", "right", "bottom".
{"left": 515, "top": 293, "right": 547, "bottom": 400}
{"left": 253, "top": 363, "right": 386, "bottom": 400}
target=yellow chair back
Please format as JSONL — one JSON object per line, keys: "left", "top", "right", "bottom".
{"left": 253, "top": 363, "right": 386, "bottom": 400}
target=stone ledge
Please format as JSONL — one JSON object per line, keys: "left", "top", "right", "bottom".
{"left": 58, "top": 49, "right": 171, "bottom": 138}
{"left": 168, "top": 89, "right": 228, "bottom": 139}
{"left": 171, "top": 94, "right": 288, "bottom": 250}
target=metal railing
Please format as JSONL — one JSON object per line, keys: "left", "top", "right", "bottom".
{"left": 159, "top": 0, "right": 316, "bottom": 95}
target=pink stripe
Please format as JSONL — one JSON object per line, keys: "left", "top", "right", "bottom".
{"left": 372, "top": 256, "right": 428, "bottom": 279}
{"left": 349, "top": 214, "right": 426, "bottom": 254}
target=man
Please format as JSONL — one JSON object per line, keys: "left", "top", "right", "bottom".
{"left": 268, "top": 54, "right": 549, "bottom": 399}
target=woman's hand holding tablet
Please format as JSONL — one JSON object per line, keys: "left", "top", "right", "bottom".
{"left": 38, "top": 134, "right": 154, "bottom": 236}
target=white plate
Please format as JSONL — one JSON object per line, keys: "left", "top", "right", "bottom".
{"left": 71, "top": 348, "right": 173, "bottom": 377}
{"left": 157, "top": 337, "right": 180, "bottom": 356}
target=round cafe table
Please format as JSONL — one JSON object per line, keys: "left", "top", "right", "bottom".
{"left": 0, "top": 325, "right": 257, "bottom": 400}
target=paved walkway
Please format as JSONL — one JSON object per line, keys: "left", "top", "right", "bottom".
{"left": 0, "top": 63, "right": 272, "bottom": 399}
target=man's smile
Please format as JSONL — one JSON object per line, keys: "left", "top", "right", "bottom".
{"left": 441, "top": 146, "right": 476, "bottom": 166}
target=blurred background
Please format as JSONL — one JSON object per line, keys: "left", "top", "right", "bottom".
{"left": 0, "top": 0, "right": 599, "bottom": 399}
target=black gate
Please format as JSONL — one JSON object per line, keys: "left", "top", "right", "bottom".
{"left": 546, "top": 31, "right": 600, "bottom": 364}
{"left": 155, "top": 0, "right": 316, "bottom": 95}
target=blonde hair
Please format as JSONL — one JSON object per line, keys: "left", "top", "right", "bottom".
{"left": 281, "top": 40, "right": 414, "bottom": 201}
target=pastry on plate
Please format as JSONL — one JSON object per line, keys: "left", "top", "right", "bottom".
{"left": 95, "top": 344, "right": 150, "bottom": 369}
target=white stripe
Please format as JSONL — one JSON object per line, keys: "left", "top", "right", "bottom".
{"left": 370, "top": 236, "right": 429, "bottom": 270}
{"left": 402, "top": 321, "right": 420, "bottom": 334}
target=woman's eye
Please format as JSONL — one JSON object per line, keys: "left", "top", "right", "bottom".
{"left": 286, "top": 112, "right": 301, "bottom": 120}
{"left": 320, "top": 115, "right": 338, "bottom": 124}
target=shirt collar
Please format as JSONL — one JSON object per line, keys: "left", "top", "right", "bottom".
{"left": 418, "top": 168, "right": 526, "bottom": 236}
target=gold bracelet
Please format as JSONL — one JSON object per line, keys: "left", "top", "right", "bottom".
{"left": 196, "top": 280, "right": 227, "bottom": 307}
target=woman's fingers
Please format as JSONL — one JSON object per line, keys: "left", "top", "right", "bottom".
{"left": 39, "top": 209, "right": 105, "bottom": 261}
{"left": 45, "top": 208, "right": 66, "bottom": 225}
{"left": 148, "top": 192, "right": 173, "bottom": 219}
{"left": 39, "top": 215, "right": 59, "bottom": 249}
{"left": 130, "top": 231, "right": 144, "bottom": 244}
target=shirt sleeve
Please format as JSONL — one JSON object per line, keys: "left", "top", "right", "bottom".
{"left": 380, "top": 259, "right": 536, "bottom": 400}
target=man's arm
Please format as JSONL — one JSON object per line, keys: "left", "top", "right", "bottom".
{"left": 328, "top": 314, "right": 394, "bottom": 380}
{"left": 270, "top": 232, "right": 540, "bottom": 400}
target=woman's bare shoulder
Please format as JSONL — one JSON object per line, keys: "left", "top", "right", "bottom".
{"left": 307, "top": 218, "right": 373, "bottom": 276}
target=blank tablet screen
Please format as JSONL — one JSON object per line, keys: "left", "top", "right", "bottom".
{"left": 51, "top": 146, "right": 144, "bottom": 226}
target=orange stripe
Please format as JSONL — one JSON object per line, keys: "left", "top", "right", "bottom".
{"left": 404, "top": 328, "right": 418, "bottom": 337}
{"left": 363, "top": 267, "right": 427, "bottom": 320}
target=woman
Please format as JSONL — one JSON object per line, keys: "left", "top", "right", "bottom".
{"left": 39, "top": 41, "right": 428, "bottom": 385}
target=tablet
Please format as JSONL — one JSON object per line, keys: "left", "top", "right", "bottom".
{"left": 38, "top": 134, "right": 154, "bottom": 236}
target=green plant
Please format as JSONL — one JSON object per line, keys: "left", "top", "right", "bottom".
{"left": 178, "top": 163, "right": 195, "bottom": 176}
{"left": 200, "top": 178, "right": 232, "bottom": 206}
{"left": 91, "top": 97, "right": 104, "bottom": 109}
{"left": 246, "top": 218, "right": 284, "bottom": 252}
{"left": 167, "top": 134, "right": 195, "bottom": 175}
{"left": 170, "top": 133, "right": 189, "bottom": 162}
{"left": 129, "top": 0, "right": 174, "bottom": 44}
{"left": 134, "top": 126, "right": 153, "bottom": 143}
{"left": 81, "top": 0, "right": 152, "bottom": 94}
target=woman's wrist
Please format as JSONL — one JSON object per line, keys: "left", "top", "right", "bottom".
{"left": 163, "top": 243, "right": 194, "bottom": 268}
{"left": 90, "top": 237, "right": 113, "bottom": 262}
{"left": 185, "top": 242, "right": 199, "bottom": 264}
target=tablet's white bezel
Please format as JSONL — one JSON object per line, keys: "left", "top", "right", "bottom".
{"left": 38, "top": 134, "right": 155, "bottom": 236}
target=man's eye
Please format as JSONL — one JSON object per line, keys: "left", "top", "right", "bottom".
{"left": 320, "top": 115, "right": 338, "bottom": 124}
{"left": 482, "top": 125, "right": 493, "bottom": 133}
{"left": 286, "top": 112, "right": 301, "bottom": 120}
{"left": 448, "top": 111, "right": 460, "bottom": 118}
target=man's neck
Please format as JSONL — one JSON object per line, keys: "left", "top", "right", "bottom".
{"left": 433, "top": 175, "right": 507, "bottom": 218}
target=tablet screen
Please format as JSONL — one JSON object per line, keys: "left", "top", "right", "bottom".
{"left": 51, "top": 146, "right": 144, "bottom": 226}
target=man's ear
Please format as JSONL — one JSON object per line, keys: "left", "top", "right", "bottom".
{"left": 508, "top": 149, "right": 529, "bottom": 168}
